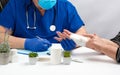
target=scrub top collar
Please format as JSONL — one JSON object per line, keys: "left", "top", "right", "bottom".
{"left": 26, "top": 0, "right": 36, "bottom": 10}
{"left": 25, "top": 0, "right": 32, "bottom": 6}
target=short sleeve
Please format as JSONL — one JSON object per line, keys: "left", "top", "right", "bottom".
{"left": 111, "top": 32, "right": 120, "bottom": 46}
{"left": 0, "top": 0, "right": 15, "bottom": 29}
{"left": 66, "top": 1, "right": 84, "bottom": 33}
{"left": 116, "top": 47, "right": 120, "bottom": 63}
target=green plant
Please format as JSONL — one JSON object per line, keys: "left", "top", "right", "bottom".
{"left": 29, "top": 52, "right": 38, "bottom": 57}
{"left": 63, "top": 51, "right": 71, "bottom": 57}
{"left": 0, "top": 29, "right": 10, "bottom": 53}
{"left": 0, "top": 42, "right": 10, "bottom": 53}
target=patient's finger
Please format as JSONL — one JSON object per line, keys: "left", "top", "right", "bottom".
{"left": 63, "top": 32, "right": 70, "bottom": 39}
{"left": 83, "top": 34, "right": 95, "bottom": 38}
{"left": 56, "top": 31, "right": 63, "bottom": 38}
{"left": 54, "top": 37, "right": 62, "bottom": 42}
{"left": 57, "top": 31, "right": 68, "bottom": 40}
{"left": 64, "top": 29, "right": 71, "bottom": 35}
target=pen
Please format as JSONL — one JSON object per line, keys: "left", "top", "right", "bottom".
{"left": 36, "top": 36, "right": 50, "bottom": 47}
{"left": 17, "top": 52, "right": 28, "bottom": 55}
{"left": 46, "top": 52, "right": 51, "bottom": 55}
{"left": 36, "top": 36, "right": 44, "bottom": 40}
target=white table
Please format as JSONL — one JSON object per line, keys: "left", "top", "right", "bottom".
{"left": 0, "top": 45, "right": 119, "bottom": 75}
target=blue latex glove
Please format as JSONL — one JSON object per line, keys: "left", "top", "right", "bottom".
{"left": 60, "top": 39, "right": 76, "bottom": 51}
{"left": 24, "top": 38, "right": 51, "bottom": 52}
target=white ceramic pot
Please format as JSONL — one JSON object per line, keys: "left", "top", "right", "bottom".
{"left": 63, "top": 57, "right": 71, "bottom": 65}
{"left": 0, "top": 53, "right": 10, "bottom": 65}
{"left": 29, "top": 57, "right": 38, "bottom": 65}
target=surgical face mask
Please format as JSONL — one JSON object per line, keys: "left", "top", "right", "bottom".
{"left": 38, "top": 0, "right": 57, "bottom": 10}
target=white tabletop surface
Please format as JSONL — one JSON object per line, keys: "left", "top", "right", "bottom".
{"left": 0, "top": 44, "right": 119, "bottom": 75}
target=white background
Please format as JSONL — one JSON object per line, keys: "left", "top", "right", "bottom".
{"left": 70, "top": 0, "right": 120, "bottom": 39}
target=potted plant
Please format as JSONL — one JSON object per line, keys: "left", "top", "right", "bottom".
{"left": 28, "top": 52, "right": 38, "bottom": 65}
{"left": 0, "top": 31, "right": 10, "bottom": 65}
{"left": 63, "top": 51, "right": 71, "bottom": 65}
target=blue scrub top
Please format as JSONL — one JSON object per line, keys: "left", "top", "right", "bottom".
{"left": 0, "top": 0, "right": 84, "bottom": 43}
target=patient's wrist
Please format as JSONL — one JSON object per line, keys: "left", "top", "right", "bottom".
{"left": 70, "top": 34, "right": 89, "bottom": 47}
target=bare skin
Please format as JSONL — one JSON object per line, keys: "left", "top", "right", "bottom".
{"left": 84, "top": 34, "right": 119, "bottom": 60}
{"left": 32, "top": 0, "right": 45, "bottom": 16}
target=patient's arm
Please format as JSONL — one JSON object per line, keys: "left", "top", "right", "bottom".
{"left": 85, "top": 34, "right": 119, "bottom": 60}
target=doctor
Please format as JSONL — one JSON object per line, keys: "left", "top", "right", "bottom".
{"left": 0, "top": 0, "right": 86, "bottom": 52}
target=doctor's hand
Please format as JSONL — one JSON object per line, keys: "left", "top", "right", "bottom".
{"left": 24, "top": 38, "right": 52, "bottom": 52}
{"left": 55, "top": 31, "right": 76, "bottom": 51}
{"left": 60, "top": 39, "right": 76, "bottom": 51}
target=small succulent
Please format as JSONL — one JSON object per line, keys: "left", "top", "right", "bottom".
{"left": 0, "top": 42, "right": 10, "bottom": 53}
{"left": 0, "top": 29, "right": 10, "bottom": 53}
{"left": 29, "top": 52, "right": 38, "bottom": 57}
{"left": 63, "top": 51, "right": 71, "bottom": 57}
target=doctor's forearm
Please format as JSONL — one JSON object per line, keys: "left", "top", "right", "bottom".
{"left": 0, "top": 26, "right": 25, "bottom": 49}
{"left": 0, "top": 32, "right": 25, "bottom": 49}
{"left": 8, "top": 36, "right": 25, "bottom": 49}
{"left": 75, "top": 26, "right": 87, "bottom": 35}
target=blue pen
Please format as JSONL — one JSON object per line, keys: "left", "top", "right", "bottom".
{"left": 36, "top": 36, "right": 43, "bottom": 40}
{"left": 17, "top": 52, "right": 28, "bottom": 55}
{"left": 36, "top": 36, "right": 49, "bottom": 47}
